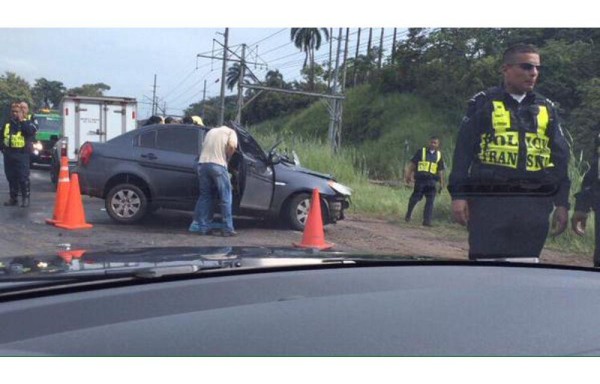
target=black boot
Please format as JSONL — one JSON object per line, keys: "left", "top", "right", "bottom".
{"left": 3, "top": 197, "right": 18, "bottom": 206}
{"left": 405, "top": 200, "right": 417, "bottom": 222}
{"left": 4, "top": 186, "right": 18, "bottom": 206}
{"left": 20, "top": 181, "right": 30, "bottom": 208}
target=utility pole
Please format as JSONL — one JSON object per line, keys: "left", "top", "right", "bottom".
{"left": 341, "top": 28, "right": 350, "bottom": 93}
{"left": 328, "top": 28, "right": 343, "bottom": 153}
{"left": 151, "top": 74, "right": 157, "bottom": 116}
{"left": 197, "top": 36, "right": 262, "bottom": 123}
{"left": 219, "top": 28, "right": 229, "bottom": 126}
{"left": 327, "top": 27, "right": 333, "bottom": 91}
{"left": 353, "top": 28, "right": 361, "bottom": 87}
{"left": 366, "top": 28, "right": 373, "bottom": 82}
{"left": 378, "top": 28, "right": 384, "bottom": 69}
{"left": 201, "top": 79, "right": 207, "bottom": 118}
{"left": 391, "top": 28, "right": 398, "bottom": 64}
{"left": 236, "top": 44, "right": 246, "bottom": 124}
{"left": 336, "top": 28, "right": 350, "bottom": 151}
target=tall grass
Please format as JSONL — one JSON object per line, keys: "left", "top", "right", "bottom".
{"left": 250, "top": 128, "right": 452, "bottom": 222}
{"left": 546, "top": 131, "right": 595, "bottom": 254}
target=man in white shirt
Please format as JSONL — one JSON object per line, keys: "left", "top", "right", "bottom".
{"left": 189, "top": 125, "right": 238, "bottom": 236}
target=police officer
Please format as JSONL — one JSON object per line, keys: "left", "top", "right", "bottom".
{"left": 19, "top": 101, "right": 31, "bottom": 122}
{"left": 404, "top": 136, "right": 445, "bottom": 226}
{"left": 2, "top": 102, "right": 37, "bottom": 207}
{"left": 572, "top": 134, "right": 600, "bottom": 266}
{"left": 19, "top": 101, "right": 38, "bottom": 156}
{"left": 448, "top": 44, "right": 571, "bottom": 261}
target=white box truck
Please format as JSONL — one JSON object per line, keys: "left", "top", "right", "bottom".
{"left": 51, "top": 95, "right": 138, "bottom": 183}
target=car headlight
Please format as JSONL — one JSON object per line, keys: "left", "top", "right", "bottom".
{"left": 328, "top": 181, "right": 352, "bottom": 196}
{"left": 33, "top": 141, "right": 43, "bottom": 151}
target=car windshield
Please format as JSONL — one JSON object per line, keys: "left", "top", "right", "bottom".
{"left": 35, "top": 115, "right": 61, "bottom": 132}
{"left": 0, "top": 21, "right": 598, "bottom": 370}
{"left": 1, "top": 28, "right": 589, "bottom": 269}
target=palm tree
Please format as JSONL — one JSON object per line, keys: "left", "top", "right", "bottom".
{"left": 265, "top": 70, "right": 285, "bottom": 87}
{"left": 226, "top": 63, "right": 258, "bottom": 91}
{"left": 290, "top": 28, "right": 330, "bottom": 90}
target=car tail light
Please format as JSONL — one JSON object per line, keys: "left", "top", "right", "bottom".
{"left": 79, "top": 142, "right": 93, "bottom": 166}
{"left": 60, "top": 139, "right": 68, "bottom": 158}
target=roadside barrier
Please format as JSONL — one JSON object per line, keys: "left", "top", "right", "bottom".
{"left": 293, "top": 188, "right": 333, "bottom": 250}
{"left": 55, "top": 173, "right": 93, "bottom": 230}
{"left": 45, "top": 156, "right": 70, "bottom": 225}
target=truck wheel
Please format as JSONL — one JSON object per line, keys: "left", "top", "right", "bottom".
{"left": 105, "top": 183, "right": 148, "bottom": 224}
{"left": 285, "top": 193, "right": 326, "bottom": 231}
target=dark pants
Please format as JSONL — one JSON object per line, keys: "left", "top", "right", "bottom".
{"left": 3, "top": 150, "right": 30, "bottom": 201}
{"left": 193, "top": 163, "right": 234, "bottom": 233}
{"left": 406, "top": 179, "right": 437, "bottom": 225}
{"left": 467, "top": 196, "right": 553, "bottom": 260}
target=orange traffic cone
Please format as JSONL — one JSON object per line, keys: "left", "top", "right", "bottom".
{"left": 55, "top": 173, "right": 93, "bottom": 230}
{"left": 46, "top": 156, "right": 71, "bottom": 225}
{"left": 293, "top": 188, "right": 334, "bottom": 250}
{"left": 58, "top": 249, "right": 86, "bottom": 264}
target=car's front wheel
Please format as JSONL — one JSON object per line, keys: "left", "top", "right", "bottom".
{"left": 285, "top": 193, "right": 326, "bottom": 231}
{"left": 105, "top": 183, "right": 148, "bottom": 224}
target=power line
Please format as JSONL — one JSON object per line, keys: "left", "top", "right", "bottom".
{"left": 164, "top": 69, "right": 218, "bottom": 105}
{"left": 249, "top": 28, "right": 287, "bottom": 46}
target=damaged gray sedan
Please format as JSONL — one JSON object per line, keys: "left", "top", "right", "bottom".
{"left": 75, "top": 122, "right": 351, "bottom": 230}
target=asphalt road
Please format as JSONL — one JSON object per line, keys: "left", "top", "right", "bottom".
{"left": 0, "top": 157, "right": 312, "bottom": 260}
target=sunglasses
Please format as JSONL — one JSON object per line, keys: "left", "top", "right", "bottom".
{"left": 511, "top": 63, "right": 542, "bottom": 71}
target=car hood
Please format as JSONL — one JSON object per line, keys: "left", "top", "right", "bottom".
{"left": 275, "top": 162, "right": 334, "bottom": 180}
{"left": 0, "top": 246, "right": 439, "bottom": 280}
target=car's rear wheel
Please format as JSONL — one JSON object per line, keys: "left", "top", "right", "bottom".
{"left": 105, "top": 183, "right": 148, "bottom": 224}
{"left": 286, "top": 193, "right": 326, "bottom": 231}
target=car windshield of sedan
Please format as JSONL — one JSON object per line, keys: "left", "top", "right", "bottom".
{"left": 0, "top": 21, "right": 596, "bottom": 380}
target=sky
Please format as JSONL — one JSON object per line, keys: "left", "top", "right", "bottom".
{"left": 0, "top": 27, "right": 400, "bottom": 118}
{"left": 0, "top": 0, "right": 596, "bottom": 120}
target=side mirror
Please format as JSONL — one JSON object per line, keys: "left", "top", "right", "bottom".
{"left": 268, "top": 152, "right": 281, "bottom": 165}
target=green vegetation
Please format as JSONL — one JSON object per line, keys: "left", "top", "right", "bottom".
{"left": 249, "top": 82, "right": 596, "bottom": 256}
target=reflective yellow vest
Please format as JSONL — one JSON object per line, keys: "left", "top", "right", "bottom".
{"left": 417, "top": 147, "right": 442, "bottom": 175}
{"left": 478, "top": 100, "right": 553, "bottom": 172}
{"left": 3, "top": 122, "right": 25, "bottom": 149}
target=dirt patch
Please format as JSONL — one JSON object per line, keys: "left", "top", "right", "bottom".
{"left": 323, "top": 214, "right": 592, "bottom": 268}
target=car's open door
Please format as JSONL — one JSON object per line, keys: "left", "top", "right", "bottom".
{"left": 234, "top": 126, "right": 275, "bottom": 212}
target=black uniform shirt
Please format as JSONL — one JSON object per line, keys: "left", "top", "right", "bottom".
{"left": 448, "top": 86, "right": 571, "bottom": 208}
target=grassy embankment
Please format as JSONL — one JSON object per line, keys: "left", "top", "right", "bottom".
{"left": 247, "top": 86, "right": 594, "bottom": 256}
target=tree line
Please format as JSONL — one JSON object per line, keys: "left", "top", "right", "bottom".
{"left": 190, "top": 28, "right": 600, "bottom": 160}
{"left": 0, "top": 73, "right": 110, "bottom": 118}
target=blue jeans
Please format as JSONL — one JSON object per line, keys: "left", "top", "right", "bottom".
{"left": 193, "top": 163, "right": 234, "bottom": 233}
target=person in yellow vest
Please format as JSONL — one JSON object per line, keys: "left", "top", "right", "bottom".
{"left": 1, "top": 102, "right": 37, "bottom": 207}
{"left": 448, "top": 44, "right": 571, "bottom": 262}
{"left": 405, "top": 136, "right": 445, "bottom": 226}
{"left": 19, "top": 101, "right": 38, "bottom": 156}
